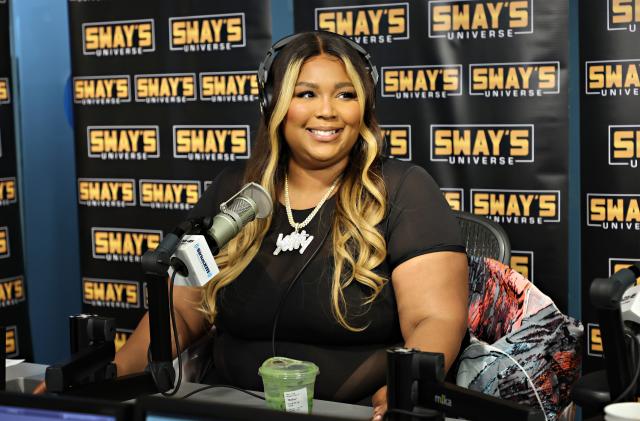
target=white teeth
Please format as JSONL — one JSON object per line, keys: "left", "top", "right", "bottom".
{"left": 310, "top": 129, "right": 338, "bottom": 136}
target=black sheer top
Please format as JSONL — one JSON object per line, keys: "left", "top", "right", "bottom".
{"left": 187, "top": 158, "right": 464, "bottom": 403}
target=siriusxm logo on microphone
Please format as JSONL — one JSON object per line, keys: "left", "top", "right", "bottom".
{"left": 194, "top": 243, "right": 212, "bottom": 277}
{"left": 174, "top": 235, "right": 219, "bottom": 287}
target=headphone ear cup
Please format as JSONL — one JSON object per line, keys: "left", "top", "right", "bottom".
{"left": 259, "top": 79, "right": 272, "bottom": 118}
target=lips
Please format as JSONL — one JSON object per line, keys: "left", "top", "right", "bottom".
{"left": 306, "top": 127, "right": 343, "bottom": 141}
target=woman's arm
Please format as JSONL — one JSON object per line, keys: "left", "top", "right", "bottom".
{"left": 393, "top": 251, "right": 468, "bottom": 369}
{"left": 372, "top": 251, "right": 468, "bottom": 420}
{"left": 114, "top": 285, "right": 209, "bottom": 377}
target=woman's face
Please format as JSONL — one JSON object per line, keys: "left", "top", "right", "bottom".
{"left": 282, "top": 54, "right": 362, "bottom": 170}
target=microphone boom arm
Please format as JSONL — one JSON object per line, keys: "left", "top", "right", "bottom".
{"left": 140, "top": 218, "right": 211, "bottom": 392}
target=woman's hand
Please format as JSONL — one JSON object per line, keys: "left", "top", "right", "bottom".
{"left": 372, "top": 385, "right": 387, "bottom": 421}
{"left": 32, "top": 381, "right": 46, "bottom": 394}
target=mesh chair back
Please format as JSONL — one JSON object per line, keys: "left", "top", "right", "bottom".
{"left": 455, "top": 211, "right": 511, "bottom": 265}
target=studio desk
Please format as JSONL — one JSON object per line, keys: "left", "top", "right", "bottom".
{"left": 6, "top": 362, "right": 374, "bottom": 420}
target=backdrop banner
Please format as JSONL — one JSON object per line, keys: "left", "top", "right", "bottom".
{"left": 294, "top": 0, "right": 569, "bottom": 310}
{"left": 67, "top": 0, "right": 271, "bottom": 350}
{"left": 580, "top": 1, "right": 640, "bottom": 373}
{"left": 0, "top": 0, "right": 33, "bottom": 361}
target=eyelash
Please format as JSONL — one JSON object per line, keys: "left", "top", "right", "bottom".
{"left": 295, "top": 91, "right": 357, "bottom": 99}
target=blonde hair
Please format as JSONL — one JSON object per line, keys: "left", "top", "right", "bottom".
{"left": 201, "top": 41, "right": 387, "bottom": 332}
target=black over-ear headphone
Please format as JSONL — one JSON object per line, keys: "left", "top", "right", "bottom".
{"left": 257, "top": 31, "right": 379, "bottom": 117}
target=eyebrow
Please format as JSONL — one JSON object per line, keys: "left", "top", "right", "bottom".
{"left": 295, "top": 81, "right": 355, "bottom": 89}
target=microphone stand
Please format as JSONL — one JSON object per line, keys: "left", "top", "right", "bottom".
{"left": 386, "top": 348, "right": 545, "bottom": 421}
{"left": 49, "top": 218, "right": 213, "bottom": 401}
{"left": 571, "top": 266, "right": 640, "bottom": 412}
{"left": 47, "top": 181, "right": 269, "bottom": 399}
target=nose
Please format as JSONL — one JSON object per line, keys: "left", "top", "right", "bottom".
{"left": 316, "top": 95, "right": 336, "bottom": 119}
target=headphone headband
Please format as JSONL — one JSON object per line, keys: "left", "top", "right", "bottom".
{"left": 257, "top": 31, "right": 378, "bottom": 117}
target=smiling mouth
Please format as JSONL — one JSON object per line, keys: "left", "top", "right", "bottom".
{"left": 307, "top": 128, "right": 342, "bottom": 136}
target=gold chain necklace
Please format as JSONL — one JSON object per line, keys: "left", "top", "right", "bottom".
{"left": 273, "top": 174, "right": 339, "bottom": 255}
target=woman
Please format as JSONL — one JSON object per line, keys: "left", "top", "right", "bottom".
{"left": 115, "top": 31, "right": 469, "bottom": 420}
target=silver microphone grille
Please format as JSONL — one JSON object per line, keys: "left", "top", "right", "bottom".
{"left": 227, "top": 196, "right": 257, "bottom": 226}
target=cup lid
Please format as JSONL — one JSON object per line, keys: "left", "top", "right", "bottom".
{"left": 604, "top": 402, "right": 640, "bottom": 418}
{"left": 258, "top": 357, "right": 319, "bottom": 380}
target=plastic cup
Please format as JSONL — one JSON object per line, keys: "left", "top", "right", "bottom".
{"left": 258, "top": 357, "right": 319, "bottom": 414}
{"left": 604, "top": 402, "right": 640, "bottom": 421}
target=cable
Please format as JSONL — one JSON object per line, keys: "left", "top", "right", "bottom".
{"left": 163, "top": 269, "right": 183, "bottom": 396}
{"left": 146, "top": 270, "right": 184, "bottom": 397}
{"left": 181, "top": 384, "right": 266, "bottom": 400}
{"left": 612, "top": 333, "right": 640, "bottom": 403}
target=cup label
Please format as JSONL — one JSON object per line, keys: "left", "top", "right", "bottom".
{"left": 284, "top": 387, "right": 308, "bottom": 413}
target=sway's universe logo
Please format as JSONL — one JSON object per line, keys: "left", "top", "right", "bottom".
{"left": 115, "top": 329, "right": 133, "bottom": 352}
{"left": 0, "top": 276, "right": 25, "bottom": 308}
{"left": 199, "top": 71, "right": 258, "bottom": 103}
{"left": 87, "top": 126, "right": 160, "bottom": 161}
{"left": 83, "top": 278, "right": 140, "bottom": 309}
{"left": 78, "top": 178, "right": 136, "bottom": 208}
{"left": 135, "top": 73, "right": 196, "bottom": 104}
{"left": 609, "top": 257, "right": 640, "bottom": 284}
{"left": 608, "top": 0, "right": 640, "bottom": 32}
{"left": 586, "top": 60, "right": 640, "bottom": 96}
{"left": 381, "top": 65, "right": 462, "bottom": 99}
{"left": 173, "top": 125, "right": 250, "bottom": 161}
{"left": 470, "top": 62, "right": 559, "bottom": 97}
{"left": 609, "top": 125, "right": 640, "bottom": 167}
{"left": 511, "top": 250, "right": 534, "bottom": 282}
{"left": 169, "top": 13, "right": 245, "bottom": 52}
{"left": 0, "top": 78, "right": 10, "bottom": 104}
{"left": 381, "top": 125, "right": 412, "bottom": 160}
{"left": 0, "top": 226, "right": 9, "bottom": 259}
{"left": 82, "top": 19, "right": 155, "bottom": 56}
{"left": 0, "top": 177, "right": 17, "bottom": 206}
{"left": 430, "top": 124, "right": 534, "bottom": 166}
{"left": 139, "top": 179, "right": 201, "bottom": 210}
{"left": 92, "top": 227, "right": 162, "bottom": 263}
{"left": 588, "top": 323, "right": 602, "bottom": 357}
{"left": 441, "top": 188, "right": 464, "bottom": 211}
{"left": 315, "top": 3, "right": 409, "bottom": 44}
{"left": 428, "top": 0, "right": 533, "bottom": 40}
{"left": 4, "top": 326, "right": 18, "bottom": 358}
{"left": 471, "top": 189, "right": 560, "bottom": 224}
{"left": 73, "top": 75, "right": 131, "bottom": 105}
{"left": 587, "top": 193, "right": 640, "bottom": 231}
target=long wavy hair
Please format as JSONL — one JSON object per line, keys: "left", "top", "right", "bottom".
{"left": 201, "top": 31, "right": 388, "bottom": 331}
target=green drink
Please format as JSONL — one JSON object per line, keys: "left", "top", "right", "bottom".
{"left": 258, "top": 357, "right": 319, "bottom": 414}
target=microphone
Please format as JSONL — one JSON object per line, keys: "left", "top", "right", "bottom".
{"left": 171, "top": 182, "right": 272, "bottom": 286}
{"left": 206, "top": 182, "right": 273, "bottom": 253}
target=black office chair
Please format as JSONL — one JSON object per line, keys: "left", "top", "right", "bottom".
{"left": 454, "top": 211, "right": 511, "bottom": 265}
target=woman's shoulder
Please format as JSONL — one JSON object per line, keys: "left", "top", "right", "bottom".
{"left": 216, "top": 163, "right": 246, "bottom": 186}
{"left": 189, "top": 163, "right": 247, "bottom": 219}
{"left": 380, "top": 158, "right": 436, "bottom": 197}
{"left": 215, "top": 162, "right": 247, "bottom": 185}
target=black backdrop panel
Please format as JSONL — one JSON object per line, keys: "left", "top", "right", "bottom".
{"left": 68, "top": 0, "right": 272, "bottom": 343}
{"left": 294, "top": 0, "right": 569, "bottom": 310}
{"left": 580, "top": 0, "right": 640, "bottom": 373}
{"left": 0, "top": 0, "right": 33, "bottom": 361}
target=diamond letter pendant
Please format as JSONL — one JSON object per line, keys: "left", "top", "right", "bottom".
{"left": 273, "top": 230, "right": 314, "bottom": 255}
